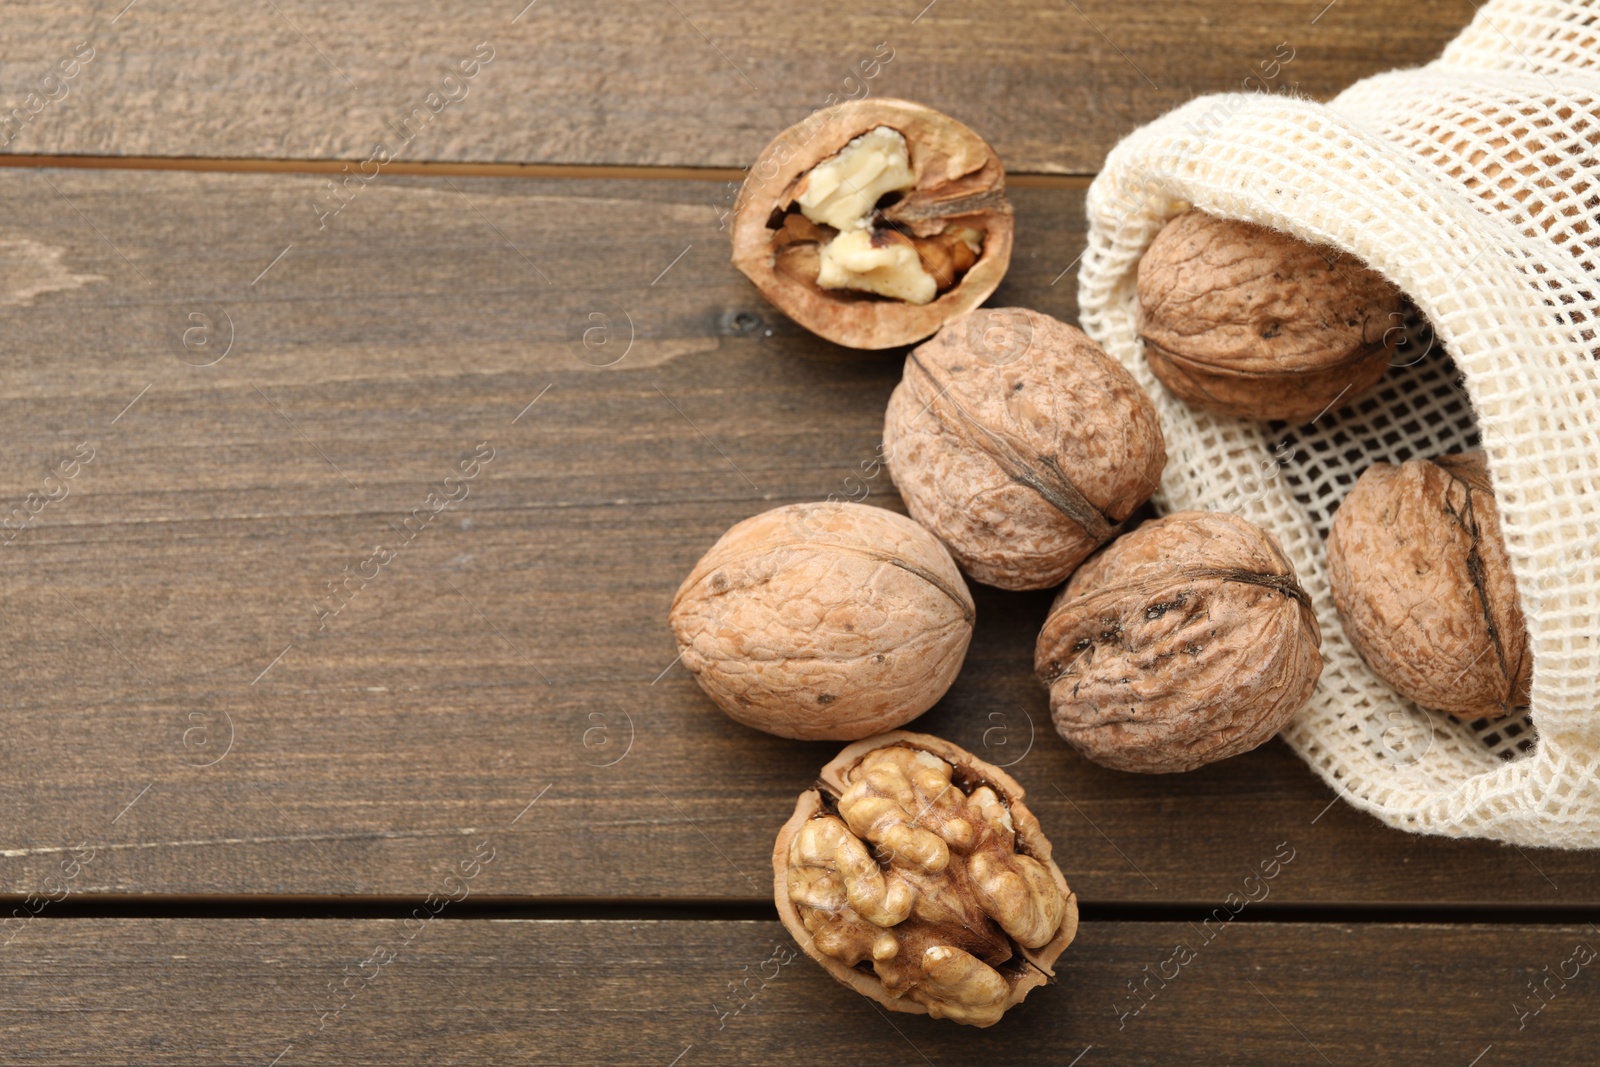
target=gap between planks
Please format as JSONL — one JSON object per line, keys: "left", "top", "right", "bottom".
{"left": 9, "top": 895, "right": 1600, "bottom": 927}
{"left": 0, "top": 152, "right": 1093, "bottom": 188}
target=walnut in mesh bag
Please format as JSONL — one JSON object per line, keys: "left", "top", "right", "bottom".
{"left": 775, "top": 732, "right": 1077, "bottom": 1026}
{"left": 1328, "top": 450, "right": 1531, "bottom": 719}
{"left": 1136, "top": 210, "right": 1406, "bottom": 422}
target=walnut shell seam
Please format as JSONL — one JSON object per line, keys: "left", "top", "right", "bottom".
{"left": 1036, "top": 565, "right": 1315, "bottom": 684}
{"left": 674, "top": 537, "right": 977, "bottom": 627}
{"left": 905, "top": 351, "right": 1122, "bottom": 547}
{"left": 1434, "top": 455, "right": 1524, "bottom": 705}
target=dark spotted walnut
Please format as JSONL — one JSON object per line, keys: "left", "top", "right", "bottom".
{"left": 884, "top": 307, "right": 1167, "bottom": 590}
{"left": 1328, "top": 450, "right": 1530, "bottom": 719}
{"left": 1136, "top": 210, "right": 1405, "bottom": 422}
{"left": 669, "top": 502, "right": 974, "bottom": 740}
{"left": 774, "top": 732, "right": 1077, "bottom": 1027}
{"left": 730, "top": 99, "right": 1013, "bottom": 349}
{"left": 1035, "top": 511, "right": 1323, "bottom": 773}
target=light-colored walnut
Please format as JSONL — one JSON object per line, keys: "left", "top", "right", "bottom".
{"left": 1035, "top": 511, "right": 1323, "bottom": 773}
{"left": 1328, "top": 450, "right": 1530, "bottom": 719}
{"left": 774, "top": 732, "right": 1078, "bottom": 1027}
{"left": 795, "top": 126, "right": 918, "bottom": 232}
{"left": 730, "top": 99, "right": 1013, "bottom": 350}
{"left": 1136, "top": 210, "right": 1405, "bottom": 422}
{"left": 817, "top": 227, "right": 938, "bottom": 304}
{"left": 884, "top": 307, "right": 1167, "bottom": 590}
{"left": 669, "top": 502, "right": 974, "bottom": 740}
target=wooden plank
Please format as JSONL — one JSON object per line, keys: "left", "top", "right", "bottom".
{"left": 1, "top": 166, "right": 1598, "bottom": 905}
{"left": 0, "top": 0, "right": 1476, "bottom": 172}
{"left": 0, "top": 917, "right": 1594, "bottom": 1063}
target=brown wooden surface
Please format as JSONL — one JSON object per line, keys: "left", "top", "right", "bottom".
{"left": 0, "top": 1, "right": 1476, "bottom": 172}
{"left": 3, "top": 1, "right": 1598, "bottom": 1062}
{"left": 0, "top": 167, "right": 1596, "bottom": 905}
{"left": 0, "top": 918, "right": 1594, "bottom": 1064}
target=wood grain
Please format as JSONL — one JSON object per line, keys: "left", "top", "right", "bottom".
{"left": 0, "top": 0, "right": 1477, "bottom": 172}
{"left": 0, "top": 917, "right": 1594, "bottom": 1064}
{"left": 0, "top": 167, "right": 1596, "bottom": 905}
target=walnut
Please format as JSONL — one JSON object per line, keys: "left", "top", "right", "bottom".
{"left": 883, "top": 307, "right": 1167, "bottom": 590}
{"left": 1327, "top": 451, "right": 1531, "bottom": 719}
{"left": 1136, "top": 210, "right": 1406, "bottom": 422}
{"left": 669, "top": 502, "right": 974, "bottom": 740}
{"left": 730, "top": 99, "right": 1013, "bottom": 349}
{"left": 774, "top": 731, "right": 1077, "bottom": 1027}
{"left": 1035, "top": 511, "right": 1323, "bottom": 773}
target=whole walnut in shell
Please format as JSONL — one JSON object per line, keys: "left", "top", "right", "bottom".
{"left": 730, "top": 99, "right": 1012, "bottom": 349}
{"left": 884, "top": 307, "right": 1166, "bottom": 590}
{"left": 669, "top": 502, "right": 974, "bottom": 740}
{"left": 774, "top": 731, "right": 1077, "bottom": 1027}
{"left": 1137, "top": 210, "right": 1405, "bottom": 422}
{"left": 1035, "top": 511, "right": 1323, "bottom": 773}
{"left": 1328, "top": 450, "right": 1531, "bottom": 719}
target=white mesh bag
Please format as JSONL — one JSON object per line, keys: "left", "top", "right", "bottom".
{"left": 1077, "top": 0, "right": 1600, "bottom": 847}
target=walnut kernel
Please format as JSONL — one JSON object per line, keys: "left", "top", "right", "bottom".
{"left": 774, "top": 731, "right": 1077, "bottom": 1026}
{"left": 731, "top": 99, "right": 1013, "bottom": 349}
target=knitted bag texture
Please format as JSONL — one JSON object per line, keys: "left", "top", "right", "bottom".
{"left": 1078, "top": 0, "right": 1600, "bottom": 846}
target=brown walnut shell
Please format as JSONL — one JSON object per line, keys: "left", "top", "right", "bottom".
{"left": 1327, "top": 450, "right": 1531, "bottom": 719}
{"left": 774, "top": 731, "right": 1078, "bottom": 1027}
{"left": 669, "top": 502, "right": 974, "bottom": 740}
{"left": 730, "top": 98, "right": 1013, "bottom": 350}
{"left": 1136, "top": 210, "right": 1405, "bottom": 422}
{"left": 884, "top": 307, "right": 1167, "bottom": 590}
{"left": 1035, "top": 511, "right": 1323, "bottom": 773}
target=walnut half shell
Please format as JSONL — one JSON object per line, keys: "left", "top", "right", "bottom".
{"left": 774, "top": 731, "right": 1078, "bottom": 1027}
{"left": 731, "top": 99, "right": 1013, "bottom": 350}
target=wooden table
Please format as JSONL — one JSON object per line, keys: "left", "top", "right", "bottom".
{"left": 1, "top": 2, "right": 1595, "bottom": 1062}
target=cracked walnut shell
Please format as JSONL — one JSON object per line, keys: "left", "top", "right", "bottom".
{"left": 1328, "top": 451, "right": 1531, "bottom": 719}
{"left": 730, "top": 99, "right": 1013, "bottom": 349}
{"left": 1136, "top": 210, "right": 1405, "bottom": 422}
{"left": 669, "top": 502, "right": 974, "bottom": 740}
{"left": 884, "top": 307, "right": 1167, "bottom": 590}
{"left": 1035, "top": 511, "right": 1323, "bottom": 773}
{"left": 774, "top": 731, "right": 1077, "bottom": 1026}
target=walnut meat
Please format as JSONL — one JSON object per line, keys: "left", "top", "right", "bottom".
{"left": 1327, "top": 451, "right": 1531, "bottom": 719}
{"left": 774, "top": 731, "right": 1077, "bottom": 1027}
{"left": 1136, "top": 210, "right": 1405, "bottom": 422}
{"left": 884, "top": 307, "right": 1167, "bottom": 590}
{"left": 730, "top": 99, "right": 1013, "bottom": 349}
{"left": 1035, "top": 511, "right": 1323, "bottom": 773}
{"left": 669, "top": 502, "right": 974, "bottom": 740}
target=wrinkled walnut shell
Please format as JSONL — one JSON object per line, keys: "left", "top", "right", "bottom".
{"left": 1136, "top": 210, "right": 1405, "bottom": 422}
{"left": 1035, "top": 511, "right": 1323, "bottom": 773}
{"left": 884, "top": 307, "right": 1167, "bottom": 590}
{"left": 669, "top": 502, "right": 974, "bottom": 740}
{"left": 730, "top": 98, "right": 1013, "bottom": 349}
{"left": 1328, "top": 451, "right": 1531, "bottom": 719}
{"left": 774, "top": 731, "right": 1078, "bottom": 1027}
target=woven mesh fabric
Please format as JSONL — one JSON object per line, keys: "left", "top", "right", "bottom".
{"left": 1077, "top": 0, "right": 1600, "bottom": 846}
